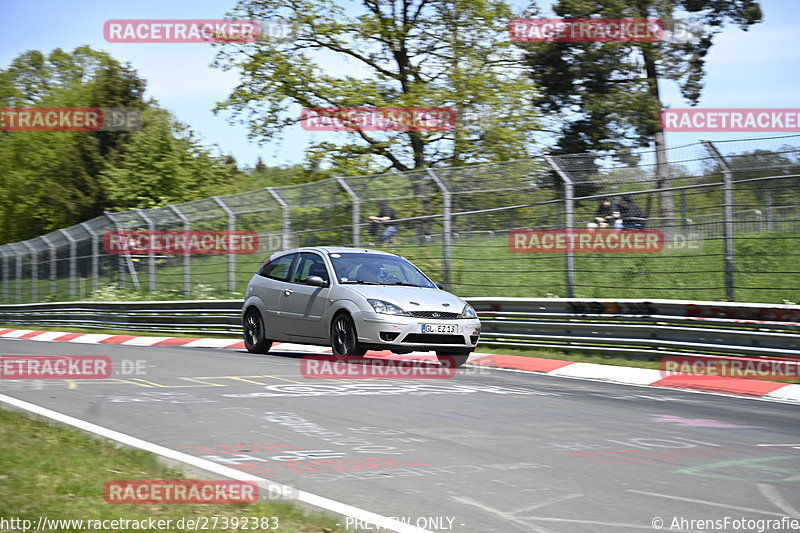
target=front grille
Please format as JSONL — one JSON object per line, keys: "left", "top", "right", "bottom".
{"left": 402, "top": 334, "right": 466, "bottom": 345}
{"left": 408, "top": 311, "right": 460, "bottom": 319}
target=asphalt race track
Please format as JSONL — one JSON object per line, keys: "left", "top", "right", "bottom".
{"left": 1, "top": 337, "right": 799, "bottom": 532}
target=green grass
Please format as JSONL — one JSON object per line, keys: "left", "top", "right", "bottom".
{"left": 0, "top": 408, "right": 354, "bottom": 532}
{"left": 4, "top": 231, "right": 797, "bottom": 305}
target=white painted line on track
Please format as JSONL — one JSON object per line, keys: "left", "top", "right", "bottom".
{"left": 182, "top": 338, "right": 240, "bottom": 348}
{"left": 548, "top": 362, "right": 663, "bottom": 385}
{"left": 1, "top": 329, "right": 35, "bottom": 338}
{"left": 68, "top": 334, "right": 114, "bottom": 343}
{"left": 0, "top": 393, "right": 432, "bottom": 533}
{"left": 21, "top": 331, "right": 68, "bottom": 341}
{"left": 120, "top": 336, "right": 174, "bottom": 346}
{"left": 763, "top": 384, "right": 800, "bottom": 403}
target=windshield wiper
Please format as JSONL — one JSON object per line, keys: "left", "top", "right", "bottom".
{"left": 341, "top": 280, "right": 383, "bottom": 285}
{"left": 389, "top": 281, "right": 422, "bottom": 287}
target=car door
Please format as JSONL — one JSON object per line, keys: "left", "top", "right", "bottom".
{"left": 248, "top": 252, "right": 297, "bottom": 337}
{"left": 280, "top": 252, "right": 332, "bottom": 340}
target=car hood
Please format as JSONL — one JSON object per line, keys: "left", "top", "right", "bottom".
{"left": 338, "top": 284, "right": 466, "bottom": 311}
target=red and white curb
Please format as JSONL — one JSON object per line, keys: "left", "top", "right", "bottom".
{"left": 1, "top": 328, "right": 798, "bottom": 404}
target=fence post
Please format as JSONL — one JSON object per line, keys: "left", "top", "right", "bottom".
{"left": 335, "top": 177, "right": 360, "bottom": 247}
{"left": 213, "top": 197, "right": 237, "bottom": 294}
{"left": 765, "top": 186, "right": 774, "bottom": 232}
{"left": 427, "top": 169, "right": 452, "bottom": 289}
{"left": 545, "top": 155, "right": 575, "bottom": 298}
{"left": 22, "top": 241, "right": 37, "bottom": 303}
{"left": 135, "top": 210, "right": 157, "bottom": 293}
{"left": 105, "top": 213, "right": 125, "bottom": 289}
{"left": 58, "top": 229, "right": 77, "bottom": 299}
{"left": 79, "top": 222, "right": 100, "bottom": 294}
{"left": 169, "top": 205, "right": 191, "bottom": 298}
{"left": 40, "top": 234, "right": 57, "bottom": 298}
{"left": 267, "top": 188, "right": 291, "bottom": 250}
{"left": 13, "top": 245, "right": 23, "bottom": 302}
{"left": 703, "top": 140, "right": 735, "bottom": 301}
{"left": 0, "top": 246, "right": 8, "bottom": 302}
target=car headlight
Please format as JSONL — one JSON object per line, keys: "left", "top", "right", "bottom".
{"left": 460, "top": 304, "right": 478, "bottom": 319}
{"left": 368, "top": 299, "right": 408, "bottom": 316}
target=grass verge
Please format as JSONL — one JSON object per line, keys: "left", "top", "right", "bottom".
{"left": 0, "top": 407, "right": 352, "bottom": 532}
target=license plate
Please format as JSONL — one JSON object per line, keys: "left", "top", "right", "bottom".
{"left": 422, "top": 324, "right": 457, "bottom": 334}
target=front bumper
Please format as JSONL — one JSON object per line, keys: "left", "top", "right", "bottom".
{"left": 353, "top": 311, "right": 481, "bottom": 348}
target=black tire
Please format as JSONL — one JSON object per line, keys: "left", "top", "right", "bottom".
{"left": 330, "top": 313, "right": 367, "bottom": 357}
{"left": 436, "top": 350, "right": 472, "bottom": 368}
{"left": 243, "top": 307, "right": 273, "bottom": 354}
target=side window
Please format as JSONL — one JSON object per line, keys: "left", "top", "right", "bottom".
{"left": 293, "top": 253, "right": 329, "bottom": 283}
{"left": 257, "top": 253, "right": 296, "bottom": 281}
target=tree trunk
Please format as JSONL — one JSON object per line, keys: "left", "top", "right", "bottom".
{"left": 642, "top": 49, "right": 676, "bottom": 228}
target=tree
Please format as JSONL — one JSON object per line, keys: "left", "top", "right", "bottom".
{"left": 520, "top": 0, "right": 762, "bottom": 222}
{"left": 0, "top": 46, "right": 146, "bottom": 242}
{"left": 213, "top": 0, "right": 543, "bottom": 174}
{"left": 100, "top": 107, "right": 233, "bottom": 210}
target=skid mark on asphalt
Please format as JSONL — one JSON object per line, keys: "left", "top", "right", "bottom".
{"left": 756, "top": 483, "right": 800, "bottom": 516}
{"left": 627, "top": 489, "right": 788, "bottom": 516}
{"left": 2, "top": 374, "right": 311, "bottom": 390}
{"left": 452, "top": 495, "right": 697, "bottom": 532}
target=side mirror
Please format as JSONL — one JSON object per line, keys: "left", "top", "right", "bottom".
{"left": 304, "top": 275, "right": 328, "bottom": 287}
{"left": 434, "top": 282, "right": 445, "bottom": 290}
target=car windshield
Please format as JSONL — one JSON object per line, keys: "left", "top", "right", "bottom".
{"left": 328, "top": 252, "right": 435, "bottom": 288}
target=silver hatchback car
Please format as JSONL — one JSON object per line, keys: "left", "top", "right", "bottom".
{"left": 242, "top": 247, "right": 481, "bottom": 366}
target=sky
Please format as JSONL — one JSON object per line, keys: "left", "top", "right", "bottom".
{"left": 1, "top": 0, "right": 798, "bottom": 168}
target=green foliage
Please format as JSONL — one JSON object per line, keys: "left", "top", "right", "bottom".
{"left": 100, "top": 107, "right": 232, "bottom": 209}
{"left": 0, "top": 46, "right": 146, "bottom": 242}
{"left": 213, "top": 0, "right": 542, "bottom": 173}
{"left": 0, "top": 46, "right": 306, "bottom": 243}
{"left": 520, "top": 0, "right": 763, "bottom": 155}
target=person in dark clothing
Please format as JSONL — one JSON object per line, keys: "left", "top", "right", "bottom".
{"left": 618, "top": 196, "right": 646, "bottom": 229}
{"left": 369, "top": 199, "right": 399, "bottom": 244}
{"left": 587, "top": 197, "right": 615, "bottom": 229}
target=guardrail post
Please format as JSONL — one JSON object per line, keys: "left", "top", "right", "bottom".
{"left": 0, "top": 246, "right": 8, "bottom": 302}
{"left": 545, "top": 156, "right": 575, "bottom": 298}
{"left": 58, "top": 229, "right": 78, "bottom": 299}
{"left": 169, "top": 205, "right": 192, "bottom": 298}
{"left": 213, "top": 197, "right": 237, "bottom": 294}
{"left": 40, "top": 235, "right": 57, "bottom": 298}
{"left": 335, "top": 177, "right": 360, "bottom": 247}
{"left": 80, "top": 222, "right": 100, "bottom": 294}
{"left": 267, "top": 188, "right": 291, "bottom": 250}
{"left": 427, "top": 169, "right": 452, "bottom": 289}
{"left": 21, "top": 241, "right": 37, "bottom": 302}
{"left": 135, "top": 210, "right": 156, "bottom": 293}
{"left": 703, "top": 140, "right": 735, "bottom": 301}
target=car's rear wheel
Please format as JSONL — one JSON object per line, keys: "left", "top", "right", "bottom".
{"left": 243, "top": 307, "right": 273, "bottom": 354}
{"left": 436, "top": 350, "right": 472, "bottom": 368}
{"left": 331, "top": 313, "right": 367, "bottom": 357}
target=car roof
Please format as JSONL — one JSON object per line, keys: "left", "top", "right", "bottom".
{"left": 276, "top": 246, "right": 397, "bottom": 256}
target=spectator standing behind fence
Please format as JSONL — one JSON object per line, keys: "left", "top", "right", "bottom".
{"left": 587, "top": 197, "right": 615, "bottom": 229}
{"left": 618, "top": 196, "right": 646, "bottom": 229}
{"left": 368, "top": 199, "right": 399, "bottom": 244}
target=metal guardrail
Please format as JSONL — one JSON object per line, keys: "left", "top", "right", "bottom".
{"left": 0, "top": 298, "right": 798, "bottom": 360}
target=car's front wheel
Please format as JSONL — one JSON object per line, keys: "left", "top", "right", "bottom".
{"left": 436, "top": 350, "right": 472, "bottom": 368}
{"left": 243, "top": 307, "right": 273, "bottom": 354}
{"left": 330, "top": 313, "right": 367, "bottom": 357}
